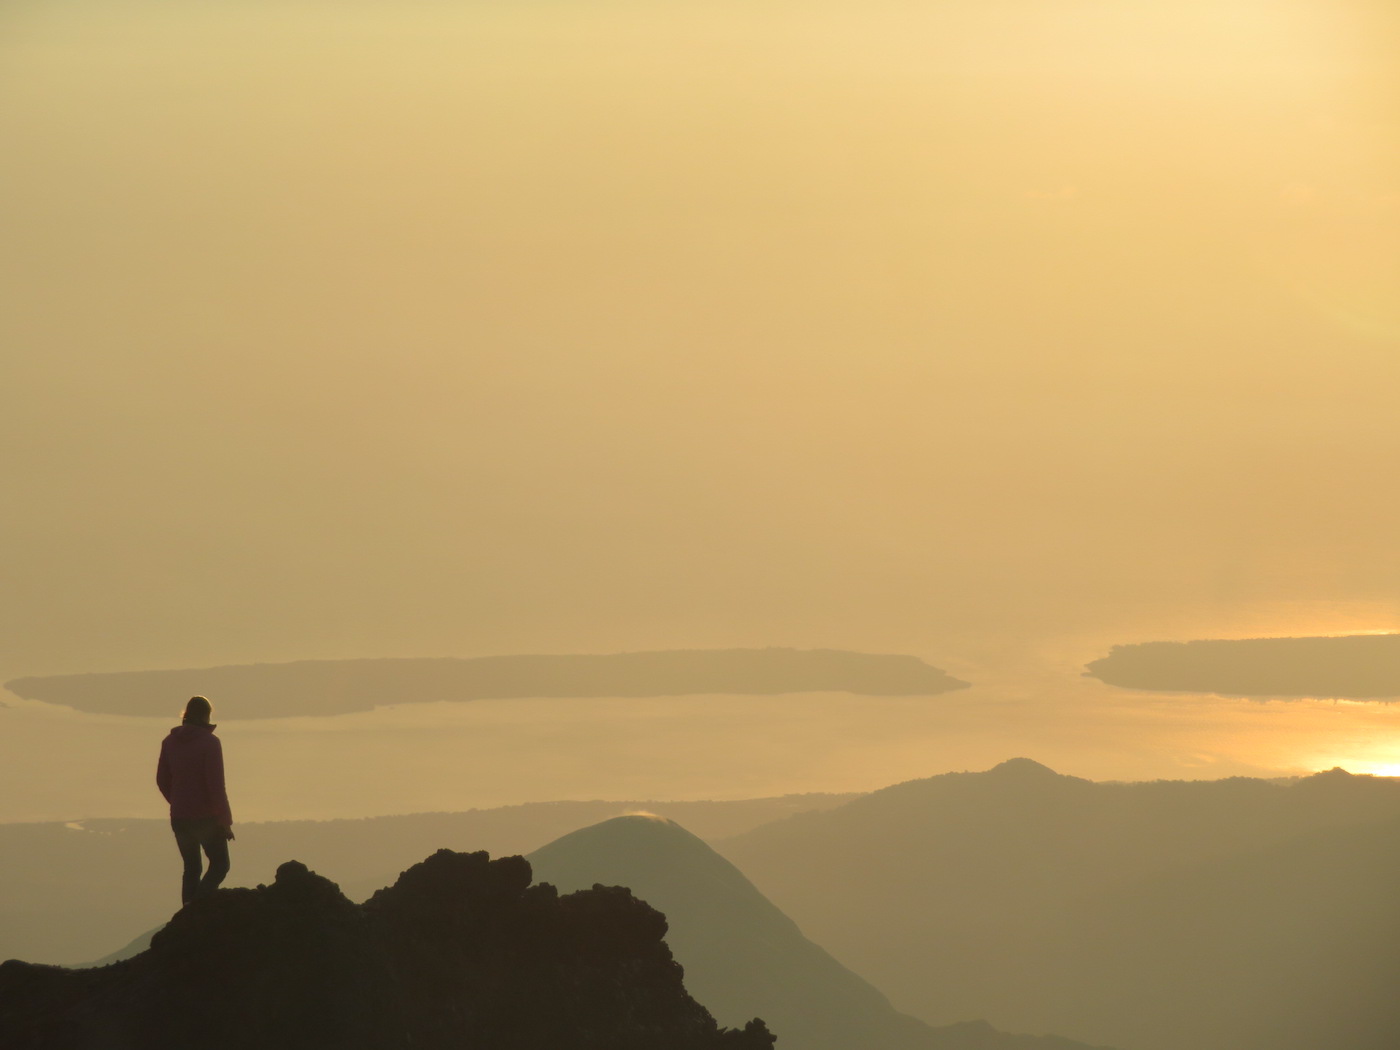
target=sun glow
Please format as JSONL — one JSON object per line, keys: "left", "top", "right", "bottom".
{"left": 1355, "top": 764, "right": 1400, "bottom": 778}
{"left": 1303, "top": 749, "right": 1400, "bottom": 778}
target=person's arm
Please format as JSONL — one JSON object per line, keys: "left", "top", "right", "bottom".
{"left": 156, "top": 742, "right": 172, "bottom": 803}
{"left": 207, "top": 736, "right": 234, "bottom": 833}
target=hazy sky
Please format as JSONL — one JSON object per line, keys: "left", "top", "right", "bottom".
{"left": 2, "top": 0, "right": 1398, "bottom": 816}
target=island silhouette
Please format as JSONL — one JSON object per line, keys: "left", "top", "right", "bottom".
{"left": 4, "top": 648, "right": 970, "bottom": 719}
{"left": 1085, "top": 634, "right": 1400, "bottom": 699}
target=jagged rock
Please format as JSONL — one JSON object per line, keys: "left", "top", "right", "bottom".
{"left": 0, "top": 850, "right": 775, "bottom": 1050}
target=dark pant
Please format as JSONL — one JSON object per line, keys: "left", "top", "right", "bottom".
{"left": 171, "top": 817, "right": 230, "bottom": 905}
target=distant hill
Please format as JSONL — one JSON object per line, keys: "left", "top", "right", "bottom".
{"left": 77, "top": 924, "right": 159, "bottom": 968}
{"left": 0, "top": 794, "right": 857, "bottom": 967}
{"left": 718, "top": 759, "right": 1400, "bottom": 1050}
{"left": 4, "top": 648, "right": 970, "bottom": 718}
{"left": 1085, "top": 634, "right": 1400, "bottom": 698}
{"left": 529, "top": 815, "right": 1112, "bottom": 1050}
{"left": 0, "top": 850, "right": 776, "bottom": 1050}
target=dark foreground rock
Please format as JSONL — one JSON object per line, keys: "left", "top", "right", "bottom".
{"left": 0, "top": 849, "right": 775, "bottom": 1050}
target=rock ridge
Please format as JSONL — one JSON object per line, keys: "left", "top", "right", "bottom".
{"left": 0, "top": 849, "right": 775, "bottom": 1050}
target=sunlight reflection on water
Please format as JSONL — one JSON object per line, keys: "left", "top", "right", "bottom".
{"left": 5, "top": 599, "right": 1400, "bottom": 823}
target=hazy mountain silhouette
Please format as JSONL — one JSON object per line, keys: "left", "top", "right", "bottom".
{"left": 1, "top": 794, "right": 855, "bottom": 966}
{"left": 0, "top": 849, "right": 775, "bottom": 1050}
{"left": 5, "top": 648, "right": 969, "bottom": 718}
{"left": 528, "top": 814, "right": 1111, "bottom": 1050}
{"left": 74, "top": 925, "right": 160, "bottom": 968}
{"left": 1073, "top": 807, "right": 1400, "bottom": 1050}
{"left": 1085, "top": 634, "right": 1400, "bottom": 698}
{"left": 719, "top": 760, "right": 1400, "bottom": 1050}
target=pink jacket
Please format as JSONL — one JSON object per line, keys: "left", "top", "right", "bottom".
{"left": 156, "top": 724, "right": 233, "bottom": 826}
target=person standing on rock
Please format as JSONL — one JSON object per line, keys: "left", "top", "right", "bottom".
{"left": 156, "top": 695, "right": 235, "bottom": 905}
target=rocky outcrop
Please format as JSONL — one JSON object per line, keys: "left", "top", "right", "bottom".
{"left": 0, "top": 849, "right": 775, "bottom": 1050}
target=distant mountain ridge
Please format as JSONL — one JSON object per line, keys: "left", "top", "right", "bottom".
{"left": 718, "top": 759, "right": 1400, "bottom": 1050}
{"left": 0, "top": 794, "right": 859, "bottom": 967}
{"left": 1085, "top": 634, "right": 1400, "bottom": 698}
{"left": 528, "top": 814, "right": 1112, "bottom": 1050}
{"left": 0, "top": 850, "right": 776, "bottom": 1050}
{"left": 19, "top": 761, "right": 1399, "bottom": 1050}
{"left": 5, "top": 648, "right": 970, "bottom": 718}
{"left": 48, "top": 818, "right": 1108, "bottom": 1050}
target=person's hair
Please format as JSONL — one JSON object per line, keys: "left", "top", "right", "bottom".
{"left": 182, "top": 696, "right": 213, "bottom": 725}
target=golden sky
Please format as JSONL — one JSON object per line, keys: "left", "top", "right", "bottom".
{"left": 1, "top": 0, "right": 1398, "bottom": 809}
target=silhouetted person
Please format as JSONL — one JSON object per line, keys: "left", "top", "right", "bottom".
{"left": 156, "top": 695, "right": 234, "bottom": 905}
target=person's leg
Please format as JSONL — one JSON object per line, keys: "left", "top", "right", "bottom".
{"left": 198, "top": 820, "right": 230, "bottom": 896}
{"left": 171, "top": 819, "right": 204, "bottom": 905}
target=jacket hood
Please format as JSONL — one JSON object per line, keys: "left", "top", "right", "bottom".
{"left": 167, "top": 724, "right": 218, "bottom": 739}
